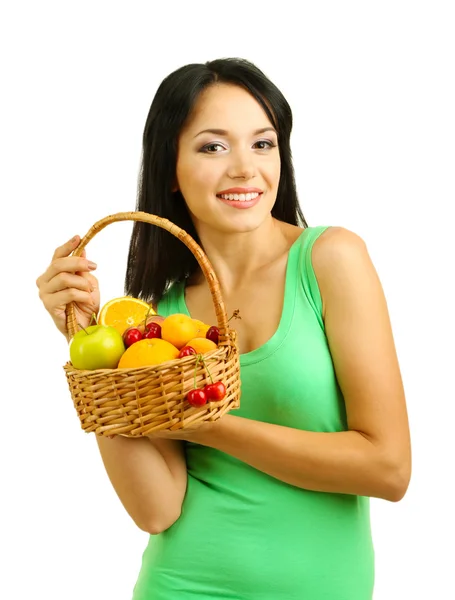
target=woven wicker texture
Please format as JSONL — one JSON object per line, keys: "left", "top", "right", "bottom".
{"left": 63, "top": 212, "right": 241, "bottom": 437}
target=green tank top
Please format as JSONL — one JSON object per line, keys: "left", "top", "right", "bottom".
{"left": 132, "top": 226, "right": 375, "bottom": 599}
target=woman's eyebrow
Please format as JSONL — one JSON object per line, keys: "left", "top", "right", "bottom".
{"left": 193, "top": 127, "right": 277, "bottom": 138}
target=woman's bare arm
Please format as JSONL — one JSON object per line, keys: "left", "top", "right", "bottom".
{"left": 96, "top": 435, "right": 187, "bottom": 534}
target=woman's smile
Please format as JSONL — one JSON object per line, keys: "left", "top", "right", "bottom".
{"left": 216, "top": 186, "right": 264, "bottom": 209}
{"left": 217, "top": 191, "right": 263, "bottom": 209}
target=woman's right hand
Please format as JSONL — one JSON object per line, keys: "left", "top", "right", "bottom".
{"left": 36, "top": 235, "right": 100, "bottom": 341}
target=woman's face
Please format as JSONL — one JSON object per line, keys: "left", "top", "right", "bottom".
{"left": 175, "top": 83, "right": 281, "bottom": 235}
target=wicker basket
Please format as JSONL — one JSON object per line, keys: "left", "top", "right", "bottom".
{"left": 63, "top": 211, "right": 241, "bottom": 437}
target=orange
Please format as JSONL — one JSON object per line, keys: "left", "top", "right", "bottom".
{"left": 192, "top": 319, "right": 210, "bottom": 337}
{"left": 98, "top": 296, "right": 154, "bottom": 335}
{"left": 161, "top": 313, "right": 200, "bottom": 349}
{"left": 118, "top": 338, "right": 179, "bottom": 368}
{"left": 186, "top": 337, "right": 218, "bottom": 354}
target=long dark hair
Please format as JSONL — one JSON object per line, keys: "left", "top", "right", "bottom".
{"left": 125, "top": 57, "right": 308, "bottom": 305}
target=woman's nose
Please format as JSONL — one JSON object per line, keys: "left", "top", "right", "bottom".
{"left": 227, "top": 150, "right": 256, "bottom": 180}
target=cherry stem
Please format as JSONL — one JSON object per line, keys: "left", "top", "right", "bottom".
{"left": 89, "top": 312, "right": 97, "bottom": 326}
{"left": 200, "top": 355, "right": 214, "bottom": 384}
{"left": 143, "top": 305, "right": 153, "bottom": 328}
{"left": 193, "top": 354, "right": 201, "bottom": 388}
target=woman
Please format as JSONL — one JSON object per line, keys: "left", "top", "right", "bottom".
{"left": 36, "top": 58, "right": 411, "bottom": 599}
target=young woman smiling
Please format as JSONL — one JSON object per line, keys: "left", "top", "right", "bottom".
{"left": 36, "top": 58, "right": 411, "bottom": 600}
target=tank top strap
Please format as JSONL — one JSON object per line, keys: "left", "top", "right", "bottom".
{"left": 157, "top": 281, "right": 179, "bottom": 316}
{"left": 296, "top": 226, "right": 332, "bottom": 332}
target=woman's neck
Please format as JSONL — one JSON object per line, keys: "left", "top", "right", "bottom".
{"left": 189, "top": 218, "right": 298, "bottom": 294}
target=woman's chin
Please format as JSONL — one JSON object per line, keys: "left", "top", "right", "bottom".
{"left": 214, "top": 215, "right": 271, "bottom": 236}
{"left": 191, "top": 202, "right": 275, "bottom": 237}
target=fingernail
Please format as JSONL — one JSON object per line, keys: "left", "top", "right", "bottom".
{"left": 71, "top": 235, "right": 79, "bottom": 243}
{"left": 87, "top": 261, "right": 97, "bottom": 269}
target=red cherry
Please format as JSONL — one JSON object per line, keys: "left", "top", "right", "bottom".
{"left": 204, "top": 382, "right": 226, "bottom": 401}
{"left": 187, "top": 388, "right": 207, "bottom": 407}
{"left": 143, "top": 322, "right": 162, "bottom": 339}
{"left": 206, "top": 326, "right": 220, "bottom": 345}
{"left": 178, "top": 346, "right": 197, "bottom": 358}
{"left": 123, "top": 327, "right": 143, "bottom": 347}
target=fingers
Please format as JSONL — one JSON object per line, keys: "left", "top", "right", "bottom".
{"left": 36, "top": 236, "right": 94, "bottom": 288}
{"left": 42, "top": 288, "right": 95, "bottom": 312}
{"left": 38, "top": 255, "right": 97, "bottom": 287}
{"left": 36, "top": 235, "right": 99, "bottom": 320}
{"left": 45, "top": 272, "right": 95, "bottom": 295}
{"left": 79, "top": 271, "right": 99, "bottom": 296}
{"left": 52, "top": 235, "right": 81, "bottom": 261}
{"left": 75, "top": 250, "right": 99, "bottom": 297}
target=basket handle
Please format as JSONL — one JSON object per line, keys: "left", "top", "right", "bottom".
{"left": 65, "top": 211, "right": 230, "bottom": 340}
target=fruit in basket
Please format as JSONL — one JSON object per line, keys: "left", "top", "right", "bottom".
{"left": 98, "top": 296, "right": 153, "bottom": 335}
{"left": 206, "top": 325, "right": 220, "bottom": 345}
{"left": 184, "top": 353, "right": 226, "bottom": 408}
{"left": 143, "top": 321, "right": 162, "bottom": 339}
{"left": 123, "top": 327, "right": 143, "bottom": 348}
{"left": 204, "top": 382, "right": 226, "bottom": 401}
{"left": 185, "top": 337, "right": 218, "bottom": 354}
{"left": 178, "top": 345, "right": 197, "bottom": 358}
{"left": 193, "top": 319, "right": 210, "bottom": 337}
{"left": 118, "top": 337, "right": 180, "bottom": 368}
{"left": 123, "top": 314, "right": 164, "bottom": 341}
{"left": 161, "top": 313, "right": 200, "bottom": 349}
{"left": 70, "top": 325, "right": 125, "bottom": 370}
{"left": 187, "top": 388, "right": 207, "bottom": 407}
{"left": 143, "top": 314, "right": 165, "bottom": 331}
{"left": 203, "top": 310, "right": 240, "bottom": 345}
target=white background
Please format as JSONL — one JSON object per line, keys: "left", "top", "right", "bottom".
{"left": 1, "top": 1, "right": 454, "bottom": 599}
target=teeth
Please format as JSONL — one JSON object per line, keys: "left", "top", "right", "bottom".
{"left": 219, "top": 192, "right": 260, "bottom": 201}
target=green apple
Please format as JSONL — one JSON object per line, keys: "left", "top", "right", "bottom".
{"left": 69, "top": 325, "right": 125, "bottom": 370}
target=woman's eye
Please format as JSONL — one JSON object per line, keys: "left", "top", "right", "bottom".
{"left": 253, "top": 140, "right": 276, "bottom": 150}
{"left": 200, "top": 143, "right": 225, "bottom": 153}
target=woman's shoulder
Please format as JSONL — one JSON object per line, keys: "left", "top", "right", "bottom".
{"left": 310, "top": 226, "right": 372, "bottom": 320}
{"left": 311, "top": 226, "right": 368, "bottom": 268}
{"left": 280, "top": 222, "right": 354, "bottom": 250}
